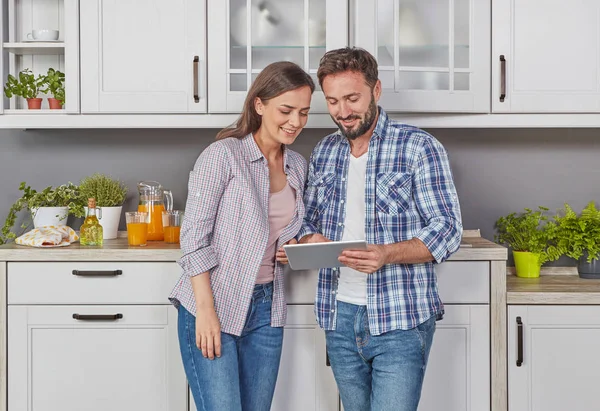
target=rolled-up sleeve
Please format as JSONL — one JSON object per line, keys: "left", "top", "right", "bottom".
{"left": 412, "top": 138, "right": 463, "bottom": 263}
{"left": 178, "top": 143, "right": 231, "bottom": 276}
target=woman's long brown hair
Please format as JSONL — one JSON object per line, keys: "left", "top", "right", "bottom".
{"left": 216, "top": 61, "right": 315, "bottom": 140}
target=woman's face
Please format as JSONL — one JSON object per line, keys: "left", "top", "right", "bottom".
{"left": 255, "top": 85, "right": 312, "bottom": 145}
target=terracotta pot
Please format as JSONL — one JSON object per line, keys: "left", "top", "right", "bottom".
{"left": 26, "top": 98, "right": 42, "bottom": 109}
{"left": 48, "top": 98, "right": 63, "bottom": 109}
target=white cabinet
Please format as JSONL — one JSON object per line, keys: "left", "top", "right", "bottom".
{"left": 352, "top": 0, "right": 490, "bottom": 113}
{"left": 420, "top": 305, "right": 490, "bottom": 411}
{"left": 207, "top": 0, "right": 348, "bottom": 113}
{"left": 493, "top": 1, "right": 600, "bottom": 113}
{"left": 80, "top": 0, "right": 207, "bottom": 113}
{"left": 6, "top": 262, "right": 187, "bottom": 411}
{"left": 508, "top": 305, "right": 600, "bottom": 411}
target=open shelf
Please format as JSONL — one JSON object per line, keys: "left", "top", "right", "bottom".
{"left": 4, "top": 109, "right": 65, "bottom": 114}
{"left": 3, "top": 42, "right": 65, "bottom": 55}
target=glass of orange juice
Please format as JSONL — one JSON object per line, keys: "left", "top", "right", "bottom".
{"left": 126, "top": 212, "right": 149, "bottom": 246}
{"left": 162, "top": 210, "right": 184, "bottom": 244}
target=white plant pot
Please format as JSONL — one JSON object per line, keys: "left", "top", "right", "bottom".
{"left": 31, "top": 206, "right": 69, "bottom": 228}
{"left": 85, "top": 205, "right": 122, "bottom": 240}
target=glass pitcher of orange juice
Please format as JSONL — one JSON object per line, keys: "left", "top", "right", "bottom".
{"left": 137, "top": 181, "right": 173, "bottom": 241}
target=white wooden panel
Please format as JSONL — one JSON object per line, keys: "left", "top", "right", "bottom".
{"left": 436, "top": 261, "right": 489, "bottom": 304}
{"left": 8, "top": 305, "right": 186, "bottom": 411}
{"left": 80, "top": 0, "right": 206, "bottom": 113}
{"left": 509, "top": 306, "right": 600, "bottom": 411}
{"left": 494, "top": 0, "right": 600, "bottom": 112}
{"left": 420, "top": 305, "right": 490, "bottom": 411}
{"left": 272, "top": 305, "right": 339, "bottom": 411}
{"left": 8, "top": 262, "right": 181, "bottom": 304}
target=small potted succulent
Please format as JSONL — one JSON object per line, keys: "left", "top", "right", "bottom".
{"left": 555, "top": 202, "right": 600, "bottom": 278}
{"left": 3, "top": 68, "right": 44, "bottom": 109}
{"left": 495, "top": 206, "right": 564, "bottom": 278}
{"left": 41, "top": 68, "right": 65, "bottom": 109}
{"left": 0, "top": 182, "right": 85, "bottom": 245}
{"left": 79, "top": 173, "right": 128, "bottom": 239}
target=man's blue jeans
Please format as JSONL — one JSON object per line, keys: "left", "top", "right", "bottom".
{"left": 178, "top": 282, "right": 283, "bottom": 411}
{"left": 325, "top": 301, "right": 436, "bottom": 411}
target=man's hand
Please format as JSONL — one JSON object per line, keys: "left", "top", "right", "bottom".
{"left": 298, "top": 233, "right": 331, "bottom": 244}
{"left": 338, "top": 244, "right": 390, "bottom": 274}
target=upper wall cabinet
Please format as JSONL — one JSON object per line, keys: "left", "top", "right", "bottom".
{"left": 1, "top": 0, "right": 79, "bottom": 113}
{"left": 80, "top": 0, "right": 207, "bottom": 113}
{"left": 207, "top": 0, "right": 348, "bottom": 113}
{"left": 352, "top": 0, "right": 490, "bottom": 113}
{"left": 493, "top": 1, "right": 600, "bottom": 113}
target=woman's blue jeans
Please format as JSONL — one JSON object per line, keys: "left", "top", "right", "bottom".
{"left": 178, "top": 282, "right": 283, "bottom": 411}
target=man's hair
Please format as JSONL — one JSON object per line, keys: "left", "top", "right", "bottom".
{"left": 317, "top": 47, "right": 379, "bottom": 90}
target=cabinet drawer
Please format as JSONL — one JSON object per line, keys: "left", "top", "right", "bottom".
{"left": 436, "top": 261, "right": 489, "bottom": 304}
{"left": 8, "top": 262, "right": 181, "bottom": 305}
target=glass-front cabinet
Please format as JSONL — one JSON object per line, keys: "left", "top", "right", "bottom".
{"left": 207, "top": 0, "right": 348, "bottom": 113}
{"left": 353, "top": 0, "right": 490, "bottom": 113}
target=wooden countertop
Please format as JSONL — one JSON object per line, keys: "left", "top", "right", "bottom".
{"left": 507, "top": 270, "right": 600, "bottom": 304}
{"left": 0, "top": 230, "right": 507, "bottom": 262}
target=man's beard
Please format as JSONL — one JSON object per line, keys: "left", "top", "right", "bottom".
{"left": 332, "top": 96, "right": 378, "bottom": 141}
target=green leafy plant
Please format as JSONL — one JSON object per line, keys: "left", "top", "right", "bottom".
{"left": 40, "top": 68, "right": 65, "bottom": 105}
{"left": 554, "top": 202, "right": 600, "bottom": 263}
{"left": 78, "top": 173, "right": 128, "bottom": 207}
{"left": 0, "top": 182, "right": 86, "bottom": 245}
{"left": 3, "top": 68, "right": 44, "bottom": 100}
{"left": 495, "top": 206, "right": 564, "bottom": 266}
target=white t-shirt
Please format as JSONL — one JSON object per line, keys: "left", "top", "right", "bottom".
{"left": 336, "top": 153, "right": 368, "bottom": 305}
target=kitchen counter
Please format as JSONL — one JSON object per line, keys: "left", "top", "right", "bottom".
{"left": 0, "top": 229, "right": 507, "bottom": 262}
{"left": 507, "top": 269, "right": 600, "bottom": 304}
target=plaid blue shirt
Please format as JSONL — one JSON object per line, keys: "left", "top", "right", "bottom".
{"left": 297, "top": 108, "right": 462, "bottom": 335}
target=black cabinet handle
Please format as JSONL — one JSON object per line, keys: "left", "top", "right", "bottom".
{"left": 73, "top": 314, "right": 123, "bottom": 321}
{"left": 516, "top": 316, "right": 523, "bottom": 367}
{"left": 72, "top": 269, "right": 122, "bottom": 277}
{"left": 326, "top": 350, "right": 330, "bottom": 367}
{"left": 500, "top": 55, "right": 506, "bottom": 102}
{"left": 193, "top": 56, "right": 200, "bottom": 103}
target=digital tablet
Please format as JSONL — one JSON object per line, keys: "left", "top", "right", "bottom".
{"left": 283, "top": 240, "right": 368, "bottom": 270}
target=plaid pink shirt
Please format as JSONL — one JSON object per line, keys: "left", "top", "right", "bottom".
{"left": 169, "top": 134, "right": 307, "bottom": 336}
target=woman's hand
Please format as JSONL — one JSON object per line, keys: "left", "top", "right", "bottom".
{"left": 276, "top": 238, "right": 297, "bottom": 264}
{"left": 195, "top": 306, "right": 222, "bottom": 360}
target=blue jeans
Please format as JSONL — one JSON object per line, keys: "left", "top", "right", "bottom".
{"left": 178, "top": 282, "right": 284, "bottom": 411}
{"left": 325, "top": 301, "right": 436, "bottom": 411}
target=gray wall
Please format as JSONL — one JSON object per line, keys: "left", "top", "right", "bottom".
{"left": 1, "top": 127, "right": 599, "bottom": 264}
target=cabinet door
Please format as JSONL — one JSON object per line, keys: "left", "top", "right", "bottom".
{"left": 8, "top": 305, "right": 186, "bottom": 411}
{"left": 419, "top": 305, "right": 490, "bottom": 411}
{"left": 80, "top": 0, "right": 206, "bottom": 113}
{"left": 207, "top": 0, "right": 348, "bottom": 113}
{"left": 508, "top": 305, "right": 600, "bottom": 411}
{"left": 353, "top": 0, "right": 490, "bottom": 112}
{"left": 493, "top": 1, "right": 600, "bottom": 112}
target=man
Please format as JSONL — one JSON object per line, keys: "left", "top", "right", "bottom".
{"left": 297, "top": 47, "right": 462, "bottom": 411}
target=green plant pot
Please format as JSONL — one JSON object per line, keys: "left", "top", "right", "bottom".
{"left": 513, "top": 251, "right": 541, "bottom": 278}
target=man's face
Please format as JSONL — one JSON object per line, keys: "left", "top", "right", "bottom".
{"left": 322, "top": 71, "right": 381, "bottom": 140}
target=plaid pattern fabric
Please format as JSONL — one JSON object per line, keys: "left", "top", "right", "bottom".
{"left": 169, "top": 134, "right": 307, "bottom": 336}
{"left": 297, "top": 108, "right": 462, "bottom": 336}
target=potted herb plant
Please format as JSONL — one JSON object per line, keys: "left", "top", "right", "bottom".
{"left": 555, "top": 202, "right": 600, "bottom": 279}
{"left": 495, "top": 206, "right": 564, "bottom": 278}
{"left": 79, "top": 173, "right": 128, "bottom": 239}
{"left": 41, "top": 68, "right": 65, "bottom": 109}
{"left": 0, "top": 182, "right": 85, "bottom": 245}
{"left": 3, "top": 68, "right": 44, "bottom": 109}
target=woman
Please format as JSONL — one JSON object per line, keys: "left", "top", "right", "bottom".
{"left": 169, "top": 61, "right": 314, "bottom": 411}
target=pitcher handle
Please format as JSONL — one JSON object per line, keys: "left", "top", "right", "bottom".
{"left": 164, "top": 190, "right": 173, "bottom": 211}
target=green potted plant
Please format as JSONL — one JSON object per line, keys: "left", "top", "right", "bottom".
{"left": 40, "top": 68, "right": 65, "bottom": 109}
{"left": 0, "top": 182, "right": 86, "bottom": 245}
{"left": 495, "top": 206, "right": 564, "bottom": 278}
{"left": 555, "top": 202, "right": 600, "bottom": 279}
{"left": 3, "top": 68, "right": 44, "bottom": 109}
{"left": 79, "top": 173, "right": 128, "bottom": 239}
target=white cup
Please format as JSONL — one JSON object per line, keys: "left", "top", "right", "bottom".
{"left": 26, "top": 29, "right": 59, "bottom": 41}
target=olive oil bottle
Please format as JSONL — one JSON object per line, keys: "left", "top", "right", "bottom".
{"left": 80, "top": 198, "right": 103, "bottom": 246}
